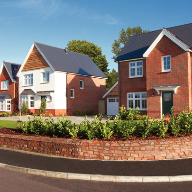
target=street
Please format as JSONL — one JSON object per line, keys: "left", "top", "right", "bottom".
{"left": 1, "top": 167, "right": 192, "bottom": 192}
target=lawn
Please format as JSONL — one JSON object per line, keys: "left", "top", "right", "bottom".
{"left": 0, "top": 120, "right": 18, "bottom": 129}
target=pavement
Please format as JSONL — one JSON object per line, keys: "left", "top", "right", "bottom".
{"left": 1, "top": 115, "right": 192, "bottom": 183}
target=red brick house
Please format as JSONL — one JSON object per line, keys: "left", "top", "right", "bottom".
{"left": 115, "top": 23, "right": 192, "bottom": 118}
{"left": 0, "top": 61, "right": 21, "bottom": 112}
{"left": 17, "top": 42, "right": 107, "bottom": 116}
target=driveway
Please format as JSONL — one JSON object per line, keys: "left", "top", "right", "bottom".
{"left": 0, "top": 115, "right": 112, "bottom": 124}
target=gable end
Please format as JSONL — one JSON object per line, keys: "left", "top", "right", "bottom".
{"left": 22, "top": 46, "right": 49, "bottom": 71}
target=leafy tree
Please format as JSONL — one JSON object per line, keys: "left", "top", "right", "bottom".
{"left": 106, "top": 68, "right": 118, "bottom": 91}
{"left": 112, "top": 26, "right": 150, "bottom": 59}
{"left": 67, "top": 40, "right": 109, "bottom": 74}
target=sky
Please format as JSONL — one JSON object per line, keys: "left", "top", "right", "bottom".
{"left": 0, "top": 0, "right": 192, "bottom": 72}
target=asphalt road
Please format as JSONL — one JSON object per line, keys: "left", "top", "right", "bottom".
{"left": 1, "top": 167, "right": 192, "bottom": 192}
{"left": 1, "top": 148, "right": 192, "bottom": 177}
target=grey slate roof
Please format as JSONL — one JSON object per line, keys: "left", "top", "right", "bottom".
{"left": 115, "top": 23, "right": 192, "bottom": 61}
{"left": 35, "top": 42, "right": 107, "bottom": 78}
{"left": 3, "top": 61, "right": 21, "bottom": 82}
{"left": 20, "top": 89, "right": 36, "bottom": 96}
{"left": 0, "top": 93, "right": 12, "bottom": 99}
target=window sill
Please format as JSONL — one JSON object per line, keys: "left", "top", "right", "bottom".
{"left": 161, "top": 70, "right": 171, "bottom": 73}
{"left": 129, "top": 76, "right": 143, "bottom": 78}
{"left": 22, "top": 85, "right": 33, "bottom": 87}
{"left": 1, "top": 89, "right": 8, "bottom": 91}
{"left": 41, "top": 82, "right": 49, "bottom": 84}
{"left": 127, "top": 109, "right": 147, "bottom": 111}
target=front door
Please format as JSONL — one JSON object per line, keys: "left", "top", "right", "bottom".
{"left": 162, "top": 91, "right": 173, "bottom": 115}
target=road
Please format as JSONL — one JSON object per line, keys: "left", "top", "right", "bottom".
{"left": 1, "top": 167, "right": 192, "bottom": 192}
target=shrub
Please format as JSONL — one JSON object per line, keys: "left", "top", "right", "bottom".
{"left": 21, "top": 101, "right": 28, "bottom": 114}
{"left": 119, "top": 106, "right": 140, "bottom": 120}
{"left": 39, "top": 100, "right": 46, "bottom": 114}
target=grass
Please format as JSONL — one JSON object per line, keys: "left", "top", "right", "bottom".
{"left": 0, "top": 120, "right": 18, "bottom": 129}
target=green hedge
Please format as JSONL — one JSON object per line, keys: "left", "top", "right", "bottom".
{"left": 18, "top": 107, "right": 192, "bottom": 140}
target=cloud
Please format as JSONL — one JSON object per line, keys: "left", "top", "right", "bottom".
{"left": 0, "top": 0, "right": 119, "bottom": 25}
{"left": 89, "top": 14, "right": 118, "bottom": 25}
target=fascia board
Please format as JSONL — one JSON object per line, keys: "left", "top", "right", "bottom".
{"left": 102, "top": 81, "right": 118, "bottom": 98}
{"left": 4, "top": 63, "right": 15, "bottom": 82}
{"left": 0, "top": 62, "right": 4, "bottom": 77}
{"left": 34, "top": 43, "right": 55, "bottom": 72}
{"left": 143, "top": 30, "right": 190, "bottom": 57}
{"left": 17, "top": 43, "right": 35, "bottom": 77}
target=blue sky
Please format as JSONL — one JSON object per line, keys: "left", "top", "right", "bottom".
{"left": 0, "top": 0, "right": 192, "bottom": 72}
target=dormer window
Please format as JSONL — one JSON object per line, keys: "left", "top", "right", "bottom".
{"left": 129, "top": 61, "right": 143, "bottom": 78}
{"left": 162, "top": 55, "right": 171, "bottom": 72}
{"left": 1, "top": 80, "right": 8, "bottom": 90}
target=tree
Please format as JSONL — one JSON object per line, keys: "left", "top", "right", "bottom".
{"left": 111, "top": 26, "right": 150, "bottom": 59}
{"left": 67, "top": 40, "right": 109, "bottom": 74}
{"left": 106, "top": 68, "right": 118, "bottom": 91}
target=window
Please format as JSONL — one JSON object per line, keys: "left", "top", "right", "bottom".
{"left": 162, "top": 55, "right": 171, "bottom": 72}
{"left": 21, "top": 96, "right": 34, "bottom": 108}
{"left": 80, "top": 80, "right": 84, "bottom": 89}
{"left": 21, "top": 96, "right": 28, "bottom": 106}
{"left": 42, "top": 72, "right": 49, "bottom": 83}
{"left": 30, "top": 96, "right": 34, "bottom": 107}
{"left": 24, "top": 74, "right": 33, "bottom": 86}
{"left": 6, "top": 100, "right": 11, "bottom": 111}
{"left": 127, "top": 92, "right": 147, "bottom": 110}
{"left": 70, "top": 89, "right": 74, "bottom": 98}
{"left": 1, "top": 80, "right": 8, "bottom": 90}
{"left": 129, "top": 61, "right": 143, "bottom": 78}
{"left": 109, "top": 99, "right": 115, "bottom": 102}
{"left": 0, "top": 100, "right": 11, "bottom": 111}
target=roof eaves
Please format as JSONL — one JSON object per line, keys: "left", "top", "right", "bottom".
{"left": 17, "top": 43, "right": 35, "bottom": 77}
{"left": 3, "top": 63, "right": 15, "bottom": 82}
{"left": 102, "top": 81, "right": 118, "bottom": 98}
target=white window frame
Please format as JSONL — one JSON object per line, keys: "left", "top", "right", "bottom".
{"left": 42, "top": 72, "right": 49, "bottom": 83}
{"left": 24, "top": 74, "right": 33, "bottom": 86}
{"left": 21, "top": 95, "right": 34, "bottom": 109}
{"left": 0, "top": 99, "right": 11, "bottom": 111}
{"left": 80, "top": 80, "right": 84, "bottom": 89}
{"left": 129, "top": 61, "right": 143, "bottom": 78}
{"left": 1, "top": 80, "right": 9, "bottom": 90}
{"left": 127, "top": 92, "right": 147, "bottom": 110}
{"left": 70, "top": 89, "right": 74, "bottom": 98}
{"left": 162, "top": 55, "right": 171, "bottom": 72}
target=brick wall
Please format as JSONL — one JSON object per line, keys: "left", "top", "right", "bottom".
{"left": 1, "top": 133, "right": 192, "bottom": 160}
{"left": 146, "top": 36, "right": 190, "bottom": 118}
{"left": 67, "top": 74, "right": 106, "bottom": 115}
{"left": 0, "top": 67, "right": 18, "bottom": 112}
{"left": 118, "top": 59, "right": 147, "bottom": 115}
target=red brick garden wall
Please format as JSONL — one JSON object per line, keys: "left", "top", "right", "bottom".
{"left": 67, "top": 74, "right": 106, "bottom": 115}
{"left": 1, "top": 133, "right": 192, "bottom": 160}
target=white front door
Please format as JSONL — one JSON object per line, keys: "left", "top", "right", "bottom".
{"left": 107, "top": 98, "right": 119, "bottom": 115}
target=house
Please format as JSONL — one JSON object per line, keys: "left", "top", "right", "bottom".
{"left": 0, "top": 61, "right": 21, "bottom": 112}
{"left": 115, "top": 23, "right": 192, "bottom": 118}
{"left": 17, "top": 42, "right": 107, "bottom": 116}
{"left": 102, "top": 81, "right": 119, "bottom": 115}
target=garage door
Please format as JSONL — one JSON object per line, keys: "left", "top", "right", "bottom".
{"left": 107, "top": 98, "right": 119, "bottom": 115}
